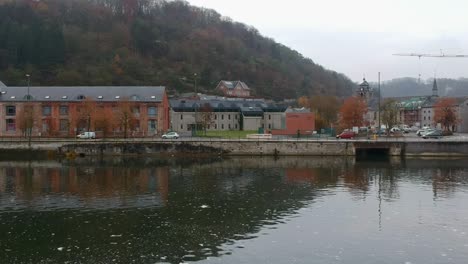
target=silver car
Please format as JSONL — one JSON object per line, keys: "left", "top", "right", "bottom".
{"left": 162, "top": 131, "right": 179, "bottom": 139}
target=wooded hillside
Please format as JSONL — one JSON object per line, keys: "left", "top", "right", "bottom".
{"left": 0, "top": 0, "right": 356, "bottom": 99}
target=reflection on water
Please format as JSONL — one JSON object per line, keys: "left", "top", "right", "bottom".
{"left": 0, "top": 157, "right": 468, "bottom": 264}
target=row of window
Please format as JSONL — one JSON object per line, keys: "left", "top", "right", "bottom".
{"left": 179, "top": 114, "right": 274, "bottom": 120}
{"left": 5, "top": 106, "right": 159, "bottom": 117}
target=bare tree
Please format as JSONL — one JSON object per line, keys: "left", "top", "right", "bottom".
{"left": 381, "top": 99, "right": 399, "bottom": 133}
{"left": 16, "top": 102, "right": 39, "bottom": 147}
{"left": 115, "top": 98, "right": 137, "bottom": 138}
{"left": 198, "top": 103, "right": 215, "bottom": 135}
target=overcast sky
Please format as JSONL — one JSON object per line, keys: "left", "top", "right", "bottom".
{"left": 186, "top": 0, "right": 468, "bottom": 83}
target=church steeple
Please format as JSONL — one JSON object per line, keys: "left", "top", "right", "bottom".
{"left": 432, "top": 78, "right": 438, "bottom": 97}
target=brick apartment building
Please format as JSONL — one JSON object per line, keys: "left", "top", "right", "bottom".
{"left": 0, "top": 85, "right": 169, "bottom": 137}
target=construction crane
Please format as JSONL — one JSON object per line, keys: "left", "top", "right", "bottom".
{"left": 393, "top": 51, "right": 468, "bottom": 82}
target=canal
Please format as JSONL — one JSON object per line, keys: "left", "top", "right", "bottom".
{"left": 0, "top": 157, "right": 467, "bottom": 263}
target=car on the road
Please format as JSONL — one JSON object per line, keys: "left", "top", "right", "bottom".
{"left": 390, "top": 127, "right": 401, "bottom": 133}
{"left": 416, "top": 128, "right": 433, "bottom": 136}
{"left": 77, "top": 131, "right": 96, "bottom": 139}
{"left": 422, "top": 130, "right": 443, "bottom": 139}
{"left": 162, "top": 131, "right": 179, "bottom": 139}
{"left": 336, "top": 131, "right": 356, "bottom": 139}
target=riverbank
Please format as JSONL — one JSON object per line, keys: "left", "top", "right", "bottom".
{"left": 1, "top": 138, "right": 468, "bottom": 157}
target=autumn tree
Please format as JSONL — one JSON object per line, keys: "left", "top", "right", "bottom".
{"left": 198, "top": 103, "right": 215, "bottom": 135}
{"left": 16, "top": 102, "right": 40, "bottom": 147}
{"left": 94, "top": 106, "right": 115, "bottom": 138}
{"left": 338, "top": 96, "right": 368, "bottom": 130}
{"left": 381, "top": 99, "right": 399, "bottom": 132}
{"left": 298, "top": 95, "right": 339, "bottom": 130}
{"left": 434, "top": 98, "right": 459, "bottom": 131}
{"left": 114, "top": 98, "right": 137, "bottom": 138}
{"left": 75, "top": 97, "right": 97, "bottom": 133}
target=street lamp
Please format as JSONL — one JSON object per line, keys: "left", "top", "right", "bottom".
{"left": 378, "top": 72, "right": 381, "bottom": 130}
{"left": 26, "top": 74, "right": 30, "bottom": 100}
{"left": 194, "top": 73, "right": 198, "bottom": 93}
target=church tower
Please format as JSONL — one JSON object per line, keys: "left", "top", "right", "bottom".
{"left": 432, "top": 78, "right": 438, "bottom": 97}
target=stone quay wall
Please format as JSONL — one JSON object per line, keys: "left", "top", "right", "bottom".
{"left": 1, "top": 139, "right": 468, "bottom": 157}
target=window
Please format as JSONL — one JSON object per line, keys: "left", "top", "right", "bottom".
{"left": 222, "top": 114, "right": 224, "bottom": 120}
{"left": 228, "top": 114, "right": 231, "bottom": 120}
{"left": 268, "top": 124, "right": 272, "bottom": 129}
{"left": 132, "top": 107, "right": 140, "bottom": 115}
{"left": 221, "top": 124, "right": 224, "bottom": 129}
{"left": 59, "top": 106, "right": 68, "bottom": 115}
{"left": 148, "top": 107, "right": 157, "bottom": 117}
{"left": 235, "top": 124, "right": 238, "bottom": 129}
{"left": 42, "top": 106, "right": 52, "bottom": 116}
{"left": 77, "top": 95, "right": 86, "bottom": 100}
{"left": 181, "top": 124, "right": 183, "bottom": 130}
{"left": 235, "top": 115, "right": 238, "bottom": 120}
{"left": 6, "top": 119, "right": 15, "bottom": 132}
{"left": 59, "top": 119, "right": 69, "bottom": 131}
{"left": 215, "top": 124, "right": 217, "bottom": 129}
{"left": 215, "top": 115, "right": 217, "bottom": 120}
{"left": 6, "top": 106, "right": 16, "bottom": 116}
{"left": 269, "top": 115, "right": 271, "bottom": 120}
{"left": 148, "top": 120, "right": 157, "bottom": 132}
{"left": 228, "top": 124, "right": 231, "bottom": 129}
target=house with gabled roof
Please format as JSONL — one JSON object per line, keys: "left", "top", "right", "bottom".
{"left": 215, "top": 80, "right": 251, "bottom": 98}
{"left": 0, "top": 86, "right": 169, "bottom": 137}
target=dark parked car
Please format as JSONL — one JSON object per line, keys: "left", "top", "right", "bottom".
{"left": 336, "top": 131, "right": 356, "bottom": 139}
{"left": 422, "top": 130, "right": 443, "bottom": 139}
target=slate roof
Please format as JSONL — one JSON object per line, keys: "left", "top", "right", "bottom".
{"left": 170, "top": 98, "right": 286, "bottom": 113}
{"left": 0, "top": 86, "right": 166, "bottom": 102}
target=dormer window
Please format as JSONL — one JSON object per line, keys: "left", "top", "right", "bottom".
{"left": 115, "top": 96, "right": 120, "bottom": 99}
{"left": 44, "top": 95, "right": 50, "bottom": 99}
{"left": 98, "top": 96, "right": 103, "bottom": 99}
{"left": 151, "top": 95, "right": 156, "bottom": 99}
{"left": 10, "top": 96, "right": 16, "bottom": 99}
{"left": 131, "top": 95, "right": 139, "bottom": 101}
{"left": 77, "top": 95, "right": 86, "bottom": 100}
{"left": 23, "top": 95, "right": 33, "bottom": 100}
{"left": 62, "top": 96, "right": 68, "bottom": 99}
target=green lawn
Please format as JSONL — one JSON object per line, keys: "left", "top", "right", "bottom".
{"left": 194, "top": 130, "right": 257, "bottom": 139}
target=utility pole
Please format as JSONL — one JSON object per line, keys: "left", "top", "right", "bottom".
{"left": 194, "top": 73, "right": 198, "bottom": 94}
{"left": 26, "top": 74, "right": 30, "bottom": 100}
{"left": 378, "top": 72, "right": 381, "bottom": 131}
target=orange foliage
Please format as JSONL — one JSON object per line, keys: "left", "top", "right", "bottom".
{"left": 338, "top": 96, "right": 368, "bottom": 130}
{"left": 434, "top": 97, "right": 459, "bottom": 131}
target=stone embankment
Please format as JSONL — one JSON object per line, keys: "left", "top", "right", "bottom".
{"left": 1, "top": 138, "right": 468, "bottom": 157}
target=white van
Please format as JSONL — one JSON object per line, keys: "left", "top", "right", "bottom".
{"left": 77, "top": 131, "right": 96, "bottom": 139}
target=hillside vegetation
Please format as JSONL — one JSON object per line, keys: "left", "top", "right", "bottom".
{"left": 0, "top": 0, "right": 356, "bottom": 99}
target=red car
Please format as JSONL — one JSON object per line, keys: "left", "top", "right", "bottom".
{"left": 336, "top": 131, "right": 356, "bottom": 139}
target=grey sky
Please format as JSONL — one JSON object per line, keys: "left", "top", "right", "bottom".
{"left": 186, "top": 0, "right": 468, "bottom": 83}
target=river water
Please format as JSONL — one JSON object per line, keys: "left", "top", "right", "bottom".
{"left": 0, "top": 157, "right": 467, "bottom": 264}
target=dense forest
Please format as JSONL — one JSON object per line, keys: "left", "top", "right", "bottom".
{"left": 375, "top": 77, "right": 468, "bottom": 98}
{"left": 0, "top": 0, "right": 355, "bottom": 99}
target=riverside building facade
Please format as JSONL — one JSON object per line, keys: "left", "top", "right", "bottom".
{"left": 0, "top": 85, "right": 169, "bottom": 137}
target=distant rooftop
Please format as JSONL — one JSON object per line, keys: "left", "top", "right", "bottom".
{"left": 286, "top": 107, "right": 311, "bottom": 113}
{"left": 0, "top": 80, "right": 5, "bottom": 87}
